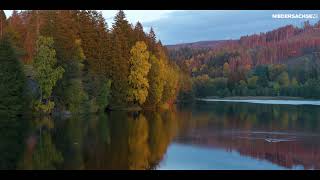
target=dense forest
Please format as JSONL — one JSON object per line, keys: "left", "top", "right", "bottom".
{"left": 0, "top": 10, "right": 182, "bottom": 116}
{"left": 169, "top": 21, "right": 320, "bottom": 100}
{"left": 2, "top": 10, "right": 320, "bottom": 118}
{"left": 1, "top": 10, "right": 320, "bottom": 170}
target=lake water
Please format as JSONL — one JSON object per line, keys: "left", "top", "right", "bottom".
{"left": 1, "top": 101, "right": 320, "bottom": 170}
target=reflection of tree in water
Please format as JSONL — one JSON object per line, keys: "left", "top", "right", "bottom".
{"left": 54, "top": 114, "right": 87, "bottom": 170}
{"left": 89, "top": 111, "right": 130, "bottom": 169}
{"left": 147, "top": 112, "right": 167, "bottom": 169}
{"left": 20, "top": 102, "right": 320, "bottom": 169}
{"left": 6, "top": 101, "right": 320, "bottom": 170}
{"left": 28, "top": 131, "right": 63, "bottom": 170}
{"left": 82, "top": 110, "right": 179, "bottom": 170}
{"left": 127, "top": 113, "right": 150, "bottom": 170}
{"left": 189, "top": 102, "right": 320, "bottom": 132}
{"left": 0, "top": 115, "right": 27, "bottom": 169}
{"left": 175, "top": 102, "right": 320, "bottom": 169}
{"left": 18, "top": 116, "right": 63, "bottom": 170}
{"left": 82, "top": 112, "right": 120, "bottom": 169}
{"left": 147, "top": 110, "right": 179, "bottom": 169}
{"left": 1, "top": 107, "right": 181, "bottom": 170}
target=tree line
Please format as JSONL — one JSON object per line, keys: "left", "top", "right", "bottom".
{"left": 0, "top": 10, "right": 181, "bottom": 116}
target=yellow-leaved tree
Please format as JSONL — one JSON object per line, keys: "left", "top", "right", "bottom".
{"left": 162, "top": 64, "right": 179, "bottom": 107}
{"left": 127, "top": 41, "right": 151, "bottom": 105}
{"left": 144, "top": 55, "right": 166, "bottom": 107}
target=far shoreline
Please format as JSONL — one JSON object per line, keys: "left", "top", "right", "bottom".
{"left": 199, "top": 96, "right": 309, "bottom": 100}
{"left": 195, "top": 96, "right": 320, "bottom": 106}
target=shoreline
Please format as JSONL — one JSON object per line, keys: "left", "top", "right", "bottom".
{"left": 196, "top": 96, "right": 320, "bottom": 105}
{"left": 201, "top": 96, "right": 307, "bottom": 100}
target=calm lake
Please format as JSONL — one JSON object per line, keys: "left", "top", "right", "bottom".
{"left": 2, "top": 101, "right": 320, "bottom": 170}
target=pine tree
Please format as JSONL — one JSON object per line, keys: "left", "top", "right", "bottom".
{"left": 24, "top": 10, "right": 44, "bottom": 63}
{"left": 0, "top": 36, "right": 28, "bottom": 169}
{"left": 0, "top": 36, "right": 27, "bottom": 120}
{"left": 96, "top": 79, "right": 112, "bottom": 111}
{"left": 95, "top": 11, "right": 111, "bottom": 77}
{"left": 133, "top": 21, "right": 146, "bottom": 42}
{"left": 62, "top": 39, "right": 88, "bottom": 113}
{"left": 147, "top": 27, "right": 157, "bottom": 54}
{"left": 6, "top": 11, "right": 25, "bottom": 55}
{"left": 76, "top": 10, "right": 112, "bottom": 111}
{"left": 109, "top": 10, "right": 132, "bottom": 107}
{"left": 148, "top": 27, "right": 156, "bottom": 42}
{"left": 77, "top": 10, "right": 110, "bottom": 77}
{"left": 0, "top": 10, "right": 7, "bottom": 38}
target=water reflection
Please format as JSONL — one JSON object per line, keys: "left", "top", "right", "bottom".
{"left": 16, "top": 111, "right": 178, "bottom": 170}
{"left": 170, "top": 102, "right": 320, "bottom": 170}
{"left": 18, "top": 116, "right": 63, "bottom": 170}
{"left": 79, "top": 111, "right": 179, "bottom": 170}
{"left": 1, "top": 102, "right": 320, "bottom": 169}
{"left": 0, "top": 111, "right": 27, "bottom": 169}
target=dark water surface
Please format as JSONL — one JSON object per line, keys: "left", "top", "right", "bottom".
{"left": 1, "top": 101, "right": 320, "bottom": 170}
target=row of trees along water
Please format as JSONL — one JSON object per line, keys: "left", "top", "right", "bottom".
{"left": 0, "top": 10, "right": 182, "bottom": 116}
{"left": 169, "top": 21, "right": 320, "bottom": 100}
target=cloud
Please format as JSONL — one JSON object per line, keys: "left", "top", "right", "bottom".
{"left": 143, "top": 10, "right": 320, "bottom": 45}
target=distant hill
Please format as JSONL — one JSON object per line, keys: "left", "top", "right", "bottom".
{"left": 168, "top": 22, "right": 320, "bottom": 72}
{"left": 166, "top": 40, "right": 235, "bottom": 49}
{"left": 168, "top": 22, "right": 320, "bottom": 99}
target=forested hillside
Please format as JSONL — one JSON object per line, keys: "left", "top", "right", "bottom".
{"left": 169, "top": 21, "right": 320, "bottom": 99}
{"left": 166, "top": 40, "right": 231, "bottom": 49}
{"left": 0, "top": 10, "right": 181, "bottom": 115}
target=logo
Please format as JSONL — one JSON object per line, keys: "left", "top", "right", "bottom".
{"left": 272, "top": 14, "right": 319, "bottom": 19}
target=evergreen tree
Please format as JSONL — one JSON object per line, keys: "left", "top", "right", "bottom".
{"left": 133, "top": 21, "right": 146, "bottom": 42}
{"left": 23, "top": 10, "right": 44, "bottom": 63}
{"left": 0, "top": 36, "right": 28, "bottom": 119}
{"left": 96, "top": 79, "right": 112, "bottom": 111}
{"left": 0, "top": 10, "right": 7, "bottom": 38}
{"left": 109, "top": 10, "right": 132, "bottom": 107}
{"left": 0, "top": 36, "right": 28, "bottom": 169}
{"left": 63, "top": 39, "right": 88, "bottom": 113}
{"left": 77, "top": 10, "right": 110, "bottom": 77}
{"left": 148, "top": 27, "right": 156, "bottom": 43}
{"left": 146, "top": 27, "right": 157, "bottom": 54}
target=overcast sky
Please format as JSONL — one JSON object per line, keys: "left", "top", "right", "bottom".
{"left": 4, "top": 10, "right": 320, "bottom": 45}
